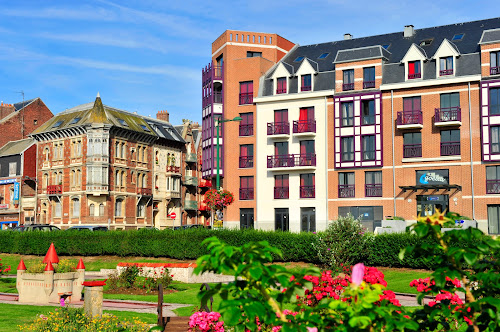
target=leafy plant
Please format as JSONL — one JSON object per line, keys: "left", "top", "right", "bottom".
{"left": 120, "top": 265, "right": 141, "bottom": 288}
{"left": 203, "top": 189, "right": 234, "bottom": 210}
{"left": 25, "top": 259, "right": 76, "bottom": 273}
{"left": 0, "top": 258, "right": 11, "bottom": 275}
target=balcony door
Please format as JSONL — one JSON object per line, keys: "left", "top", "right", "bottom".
{"left": 240, "top": 208, "right": 254, "bottom": 229}
{"left": 275, "top": 208, "right": 289, "bottom": 231}
{"left": 301, "top": 207, "right": 316, "bottom": 232}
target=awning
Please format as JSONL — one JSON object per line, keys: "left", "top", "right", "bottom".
{"left": 399, "top": 184, "right": 462, "bottom": 192}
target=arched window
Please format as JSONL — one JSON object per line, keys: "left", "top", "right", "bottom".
{"left": 116, "top": 170, "right": 121, "bottom": 187}
{"left": 137, "top": 201, "right": 145, "bottom": 217}
{"left": 115, "top": 142, "right": 120, "bottom": 158}
{"left": 44, "top": 147, "right": 50, "bottom": 161}
{"left": 142, "top": 147, "right": 146, "bottom": 162}
{"left": 42, "top": 173, "right": 48, "bottom": 189}
{"left": 72, "top": 198, "right": 80, "bottom": 217}
{"left": 71, "top": 170, "right": 76, "bottom": 186}
{"left": 121, "top": 143, "right": 126, "bottom": 159}
{"left": 131, "top": 171, "right": 135, "bottom": 184}
{"left": 99, "top": 203, "right": 105, "bottom": 216}
{"left": 115, "top": 198, "right": 123, "bottom": 217}
{"left": 59, "top": 145, "right": 63, "bottom": 160}
{"left": 77, "top": 169, "right": 81, "bottom": 186}
{"left": 121, "top": 171, "right": 125, "bottom": 187}
{"left": 89, "top": 203, "right": 95, "bottom": 216}
{"left": 52, "top": 171, "right": 57, "bottom": 185}
{"left": 142, "top": 174, "right": 147, "bottom": 188}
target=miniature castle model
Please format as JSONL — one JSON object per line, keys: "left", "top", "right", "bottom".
{"left": 16, "top": 243, "right": 85, "bottom": 304}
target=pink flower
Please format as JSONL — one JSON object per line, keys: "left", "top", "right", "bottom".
{"left": 307, "top": 328, "right": 318, "bottom": 332}
{"left": 60, "top": 298, "right": 65, "bottom": 307}
{"left": 351, "top": 263, "right": 365, "bottom": 286}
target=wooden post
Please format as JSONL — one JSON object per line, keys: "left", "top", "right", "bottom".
{"left": 157, "top": 283, "right": 169, "bottom": 330}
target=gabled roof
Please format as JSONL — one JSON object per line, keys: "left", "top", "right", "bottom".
{"left": 334, "top": 45, "right": 391, "bottom": 64}
{"left": 0, "top": 138, "right": 35, "bottom": 157}
{"left": 14, "top": 98, "right": 38, "bottom": 111}
{"left": 479, "top": 28, "right": 500, "bottom": 44}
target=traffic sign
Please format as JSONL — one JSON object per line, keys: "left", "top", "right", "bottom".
{"left": 170, "top": 212, "right": 176, "bottom": 219}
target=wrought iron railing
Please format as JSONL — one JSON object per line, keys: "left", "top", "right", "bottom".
{"left": 408, "top": 73, "right": 421, "bottom": 79}
{"left": 435, "top": 107, "right": 461, "bottom": 122}
{"left": 440, "top": 142, "right": 461, "bottom": 156}
{"left": 293, "top": 120, "right": 316, "bottom": 134}
{"left": 397, "top": 111, "right": 423, "bottom": 126}
{"left": 403, "top": 144, "right": 422, "bottom": 158}
{"left": 267, "top": 154, "right": 316, "bottom": 168}
{"left": 239, "top": 92, "right": 253, "bottom": 105}
{"left": 440, "top": 69, "right": 453, "bottom": 76}
{"left": 239, "top": 124, "right": 253, "bottom": 136}
{"left": 363, "top": 81, "right": 375, "bottom": 89}
{"left": 486, "top": 180, "right": 500, "bottom": 194}
{"left": 300, "top": 186, "right": 315, "bottom": 198}
{"left": 274, "top": 187, "right": 289, "bottom": 199}
{"left": 490, "top": 67, "right": 500, "bottom": 75}
{"left": 338, "top": 185, "right": 355, "bottom": 198}
{"left": 239, "top": 156, "right": 253, "bottom": 168}
{"left": 365, "top": 184, "right": 382, "bottom": 197}
{"left": 267, "top": 122, "right": 290, "bottom": 135}
{"left": 343, "top": 83, "right": 354, "bottom": 91}
{"left": 239, "top": 188, "right": 254, "bottom": 200}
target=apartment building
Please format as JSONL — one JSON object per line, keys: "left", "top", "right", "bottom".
{"left": 201, "top": 30, "right": 295, "bottom": 228}
{"left": 30, "top": 94, "right": 185, "bottom": 229}
{"left": 244, "top": 17, "right": 500, "bottom": 234}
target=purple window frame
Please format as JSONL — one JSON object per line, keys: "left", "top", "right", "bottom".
{"left": 301, "top": 74, "right": 312, "bottom": 91}
{"left": 486, "top": 166, "right": 500, "bottom": 194}
{"left": 239, "top": 81, "right": 253, "bottom": 105}
{"left": 362, "top": 135, "right": 376, "bottom": 161}
{"left": 361, "top": 99, "right": 375, "bottom": 126}
{"left": 491, "top": 126, "right": 500, "bottom": 155}
{"left": 341, "top": 136, "right": 354, "bottom": 162}
{"left": 276, "top": 77, "right": 287, "bottom": 94}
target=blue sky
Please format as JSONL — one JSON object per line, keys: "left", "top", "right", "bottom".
{"left": 0, "top": 1, "right": 497, "bottom": 125}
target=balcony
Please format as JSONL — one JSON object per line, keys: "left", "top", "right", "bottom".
{"left": 239, "top": 156, "right": 253, "bottom": 168}
{"left": 293, "top": 120, "right": 316, "bottom": 135}
{"left": 184, "top": 200, "right": 198, "bottom": 211}
{"left": 338, "top": 185, "right": 355, "bottom": 198}
{"left": 396, "top": 111, "right": 423, "bottom": 129}
{"left": 408, "top": 73, "right": 421, "bottom": 79}
{"left": 137, "top": 187, "right": 152, "bottom": 196}
{"left": 363, "top": 81, "right": 375, "bottom": 89}
{"left": 365, "top": 184, "right": 382, "bottom": 197}
{"left": 274, "top": 187, "right": 289, "bottom": 199}
{"left": 300, "top": 186, "right": 315, "bottom": 198}
{"left": 47, "top": 185, "right": 62, "bottom": 195}
{"left": 199, "top": 179, "right": 212, "bottom": 188}
{"left": 239, "top": 188, "right": 254, "bottom": 200}
{"left": 186, "top": 153, "right": 197, "bottom": 163}
{"left": 213, "top": 92, "right": 222, "bottom": 103}
{"left": 183, "top": 176, "right": 198, "bottom": 187}
{"left": 239, "top": 92, "right": 253, "bottom": 105}
{"left": 487, "top": 180, "right": 500, "bottom": 194}
{"left": 403, "top": 144, "right": 422, "bottom": 158}
{"left": 342, "top": 83, "right": 354, "bottom": 91}
{"left": 434, "top": 107, "right": 461, "bottom": 126}
{"left": 199, "top": 202, "right": 209, "bottom": 211}
{"left": 166, "top": 165, "right": 181, "bottom": 174}
{"left": 491, "top": 67, "right": 500, "bottom": 75}
{"left": 267, "top": 122, "right": 289, "bottom": 136}
{"left": 239, "top": 124, "right": 253, "bottom": 136}
{"left": 165, "top": 191, "right": 181, "bottom": 199}
{"left": 440, "top": 69, "right": 453, "bottom": 76}
{"left": 301, "top": 85, "right": 312, "bottom": 92}
{"left": 276, "top": 87, "right": 287, "bottom": 94}
{"left": 267, "top": 154, "right": 316, "bottom": 169}
{"left": 440, "top": 142, "right": 461, "bottom": 156}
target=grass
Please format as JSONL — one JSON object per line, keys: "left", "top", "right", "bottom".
{"left": 0, "top": 278, "right": 17, "bottom": 293}
{"left": 378, "top": 267, "right": 432, "bottom": 294}
{"left": 0, "top": 303, "right": 157, "bottom": 332}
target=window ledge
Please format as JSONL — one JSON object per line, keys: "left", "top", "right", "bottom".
{"left": 402, "top": 156, "right": 461, "bottom": 163}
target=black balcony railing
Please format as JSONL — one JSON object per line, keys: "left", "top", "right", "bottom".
{"left": 301, "top": 85, "right": 312, "bottom": 92}
{"left": 239, "top": 188, "right": 254, "bottom": 200}
{"left": 491, "top": 67, "right": 500, "bottom": 75}
{"left": 365, "top": 184, "right": 382, "bottom": 197}
{"left": 338, "top": 185, "right": 355, "bottom": 198}
{"left": 300, "top": 185, "right": 315, "bottom": 198}
{"left": 440, "top": 69, "right": 453, "bottom": 76}
{"left": 486, "top": 180, "right": 500, "bottom": 194}
{"left": 363, "top": 81, "right": 375, "bottom": 89}
{"left": 293, "top": 120, "right": 316, "bottom": 134}
{"left": 267, "top": 154, "right": 316, "bottom": 168}
{"left": 239, "top": 156, "right": 253, "bottom": 168}
{"left": 440, "top": 142, "right": 461, "bottom": 156}
{"left": 343, "top": 83, "right": 354, "bottom": 91}
{"left": 239, "top": 124, "right": 253, "bottom": 136}
{"left": 267, "top": 122, "right": 290, "bottom": 135}
{"left": 408, "top": 73, "right": 421, "bottom": 79}
{"left": 403, "top": 144, "right": 422, "bottom": 158}
{"left": 435, "top": 107, "right": 461, "bottom": 122}
{"left": 274, "top": 187, "right": 289, "bottom": 199}
{"left": 397, "top": 111, "right": 423, "bottom": 126}
{"left": 239, "top": 92, "right": 253, "bottom": 105}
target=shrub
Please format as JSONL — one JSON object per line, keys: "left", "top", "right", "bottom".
{"left": 25, "top": 259, "right": 76, "bottom": 273}
{"left": 314, "top": 214, "right": 369, "bottom": 271}
{"left": 0, "top": 258, "right": 10, "bottom": 275}
{"left": 121, "top": 265, "right": 140, "bottom": 288}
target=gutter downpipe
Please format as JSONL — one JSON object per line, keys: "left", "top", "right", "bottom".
{"left": 391, "top": 90, "right": 396, "bottom": 216}
{"left": 325, "top": 95, "right": 329, "bottom": 229}
{"left": 468, "top": 82, "right": 475, "bottom": 221}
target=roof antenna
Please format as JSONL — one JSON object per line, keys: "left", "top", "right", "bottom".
{"left": 16, "top": 90, "right": 25, "bottom": 138}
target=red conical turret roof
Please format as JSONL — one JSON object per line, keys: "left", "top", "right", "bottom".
{"left": 44, "top": 262, "right": 54, "bottom": 272}
{"left": 17, "top": 259, "right": 26, "bottom": 271}
{"left": 76, "top": 258, "right": 85, "bottom": 270}
{"left": 43, "top": 243, "right": 59, "bottom": 264}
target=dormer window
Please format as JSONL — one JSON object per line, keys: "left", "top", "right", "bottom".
{"left": 276, "top": 77, "right": 287, "bottom": 94}
{"left": 491, "top": 51, "right": 500, "bottom": 75}
{"left": 408, "top": 61, "right": 421, "bottom": 79}
{"left": 440, "top": 56, "right": 454, "bottom": 76}
{"left": 301, "top": 74, "right": 312, "bottom": 92}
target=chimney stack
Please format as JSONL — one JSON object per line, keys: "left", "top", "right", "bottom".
{"left": 344, "top": 33, "right": 352, "bottom": 40}
{"left": 156, "top": 110, "right": 169, "bottom": 122}
{"left": 404, "top": 25, "right": 415, "bottom": 38}
{"left": 0, "top": 102, "right": 15, "bottom": 120}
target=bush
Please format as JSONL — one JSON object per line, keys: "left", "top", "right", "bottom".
{"left": 314, "top": 214, "right": 369, "bottom": 271}
{"left": 25, "top": 259, "right": 76, "bottom": 273}
{"left": 107, "top": 265, "right": 173, "bottom": 292}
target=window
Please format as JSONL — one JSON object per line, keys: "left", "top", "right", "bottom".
{"left": 294, "top": 56, "right": 304, "bottom": 62}
{"left": 247, "top": 51, "right": 262, "bottom": 57}
{"left": 491, "top": 51, "right": 500, "bottom": 75}
{"left": 452, "top": 33, "right": 464, "bottom": 41}
{"left": 403, "top": 132, "right": 422, "bottom": 158}
{"left": 408, "top": 60, "right": 421, "bottom": 79}
{"left": 70, "top": 117, "right": 81, "bottom": 125}
{"left": 275, "top": 141, "right": 288, "bottom": 155}
{"left": 341, "top": 102, "right": 354, "bottom": 127}
{"left": 301, "top": 74, "right": 312, "bottom": 91}
{"left": 488, "top": 205, "right": 500, "bottom": 234}
{"left": 338, "top": 172, "right": 355, "bottom": 198}
{"left": 382, "top": 44, "right": 391, "bottom": 50}
{"left": 419, "top": 39, "right": 433, "bottom": 47}
{"left": 239, "top": 112, "right": 253, "bottom": 136}
{"left": 271, "top": 109, "right": 288, "bottom": 135}
{"left": 239, "top": 81, "right": 253, "bottom": 105}
{"left": 239, "top": 144, "right": 253, "bottom": 168}
{"left": 365, "top": 171, "right": 382, "bottom": 197}
{"left": 318, "top": 52, "right": 329, "bottom": 59}
{"left": 362, "top": 100, "right": 375, "bottom": 125}
{"left": 54, "top": 201, "right": 62, "bottom": 218}
{"left": 274, "top": 175, "right": 289, "bottom": 199}
{"left": 239, "top": 176, "right": 254, "bottom": 200}
{"left": 52, "top": 120, "right": 63, "bottom": 128}
{"left": 486, "top": 166, "right": 500, "bottom": 194}
{"left": 115, "top": 198, "right": 123, "bottom": 217}
{"left": 362, "top": 135, "right": 376, "bottom": 161}
{"left": 363, "top": 67, "right": 375, "bottom": 89}
{"left": 8, "top": 162, "right": 17, "bottom": 176}
{"left": 440, "top": 56, "right": 454, "bottom": 76}
{"left": 440, "top": 92, "right": 460, "bottom": 111}
{"left": 276, "top": 77, "right": 287, "bottom": 94}
{"left": 490, "top": 88, "right": 500, "bottom": 115}
{"left": 341, "top": 137, "right": 354, "bottom": 162}
{"left": 72, "top": 198, "right": 80, "bottom": 217}
{"left": 343, "top": 69, "right": 354, "bottom": 91}
{"left": 300, "top": 173, "right": 315, "bottom": 198}
{"left": 296, "top": 107, "right": 315, "bottom": 133}
{"left": 440, "top": 129, "right": 460, "bottom": 156}
{"left": 89, "top": 204, "right": 95, "bottom": 216}
{"left": 240, "top": 208, "right": 254, "bottom": 229}
{"left": 300, "top": 207, "right": 316, "bottom": 232}
{"left": 117, "top": 118, "right": 128, "bottom": 127}
{"left": 403, "top": 96, "right": 421, "bottom": 124}
{"left": 491, "top": 126, "right": 500, "bottom": 154}
{"left": 275, "top": 208, "right": 289, "bottom": 231}
{"left": 137, "top": 202, "right": 145, "bottom": 217}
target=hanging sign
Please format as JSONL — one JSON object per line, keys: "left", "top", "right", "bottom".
{"left": 13, "top": 182, "right": 20, "bottom": 204}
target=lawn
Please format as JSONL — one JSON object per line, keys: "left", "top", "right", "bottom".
{"left": 0, "top": 303, "right": 157, "bottom": 332}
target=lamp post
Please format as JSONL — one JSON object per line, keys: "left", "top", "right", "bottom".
{"left": 215, "top": 116, "right": 242, "bottom": 190}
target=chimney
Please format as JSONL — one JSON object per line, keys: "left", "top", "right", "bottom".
{"left": 191, "top": 122, "right": 200, "bottom": 129}
{"left": 0, "top": 102, "right": 15, "bottom": 120}
{"left": 344, "top": 33, "right": 352, "bottom": 40}
{"left": 156, "top": 110, "right": 169, "bottom": 122}
{"left": 404, "top": 25, "right": 415, "bottom": 38}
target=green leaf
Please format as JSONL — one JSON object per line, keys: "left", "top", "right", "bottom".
{"left": 222, "top": 305, "right": 242, "bottom": 326}
{"left": 464, "top": 252, "right": 477, "bottom": 266}
{"left": 249, "top": 267, "right": 263, "bottom": 280}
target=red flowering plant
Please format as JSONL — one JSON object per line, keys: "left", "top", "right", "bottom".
{"left": 203, "top": 189, "right": 234, "bottom": 211}
{"left": 0, "top": 258, "right": 11, "bottom": 276}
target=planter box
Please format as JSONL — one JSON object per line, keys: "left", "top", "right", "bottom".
{"left": 374, "top": 220, "right": 407, "bottom": 234}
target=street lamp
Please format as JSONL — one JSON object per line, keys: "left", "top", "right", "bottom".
{"left": 215, "top": 116, "right": 242, "bottom": 190}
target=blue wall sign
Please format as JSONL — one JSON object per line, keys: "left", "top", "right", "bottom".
{"left": 13, "top": 182, "right": 20, "bottom": 203}
{"left": 0, "top": 178, "right": 16, "bottom": 185}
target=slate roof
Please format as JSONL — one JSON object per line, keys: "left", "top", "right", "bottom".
{"left": 479, "top": 28, "right": 500, "bottom": 44}
{"left": 0, "top": 138, "right": 35, "bottom": 157}
{"left": 334, "top": 45, "right": 391, "bottom": 64}
{"left": 14, "top": 98, "right": 38, "bottom": 111}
